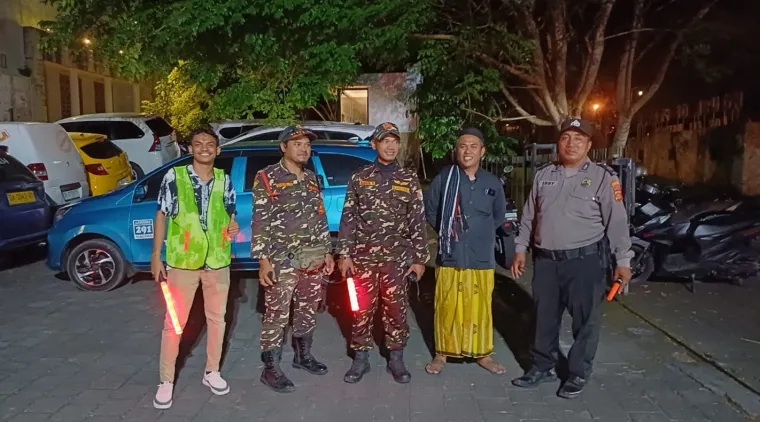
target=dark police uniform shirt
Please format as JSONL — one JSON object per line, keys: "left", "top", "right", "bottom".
{"left": 424, "top": 166, "right": 506, "bottom": 269}
{"left": 514, "top": 159, "right": 633, "bottom": 267}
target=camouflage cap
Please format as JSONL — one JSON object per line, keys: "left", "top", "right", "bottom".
{"left": 370, "top": 122, "right": 401, "bottom": 142}
{"left": 559, "top": 118, "right": 594, "bottom": 138}
{"left": 278, "top": 125, "right": 317, "bottom": 143}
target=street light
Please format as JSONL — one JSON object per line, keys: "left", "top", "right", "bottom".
{"left": 592, "top": 103, "right": 601, "bottom": 111}
{"left": 83, "top": 38, "right": 91, "bottom": 46}
{"left": 638, "top": 90, "right": 644, "bottom": 96}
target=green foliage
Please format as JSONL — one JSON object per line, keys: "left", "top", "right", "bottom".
{"left": 413, "top": 40, "right": 519, "bottom": 160}
{"left": 141, "top": 63, "right": 209, "bottom": 136}
{"left": 41, "top": 0, "right": 431, "bottom": 121}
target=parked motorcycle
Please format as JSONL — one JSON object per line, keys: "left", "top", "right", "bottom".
{"left": 630, "top": 195, "right": 760, "bottom": 290}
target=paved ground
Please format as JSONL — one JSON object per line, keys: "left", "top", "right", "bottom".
{"left": 0, "top": 245, "right": 754, "bottom": 422}
{"left": 619, "top": 278, "right": 760, "bottom": 403}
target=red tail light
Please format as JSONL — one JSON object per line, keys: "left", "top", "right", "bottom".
{"left": 85, "top": 163, "right": 109, "bottom": 175}
{"left": 149, "top": 134, "right": 162, "bottom": 152}
{"left": 27, "top": 163, "right": 48, "bottom": 181}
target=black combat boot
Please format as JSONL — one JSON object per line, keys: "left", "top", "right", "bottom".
{"left": 387, "top": 349, "right": 411, "bottom": 384}
{"left": 343, "top": 350, "right": 371, "bottom": 384}
{"left": 292, "top": 335, "right": 328, "bottom": 375}
{"left": 260, "top": 347, "right": 295, "bottom": 393}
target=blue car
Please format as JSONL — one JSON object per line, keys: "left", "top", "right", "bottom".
{"left": 0, "top": 150, "right": 51, "bottom": 252}
{"left": 47, "top": 140, "right": 377, "bottom": 291}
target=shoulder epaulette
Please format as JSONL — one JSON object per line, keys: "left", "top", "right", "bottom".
{"left": 536, "top": 162, "right": 555, "bottom": 171}
{"left": 596, "top": 162, "right": 618, "bottom": 177}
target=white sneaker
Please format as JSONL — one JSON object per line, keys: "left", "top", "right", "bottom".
{"left": 202, "top": 371, "right": 230, "bottom": 395}
{"left": 153, "top": 382, "right": 173, "bottom": 409}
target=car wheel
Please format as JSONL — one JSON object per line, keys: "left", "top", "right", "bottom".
{"left": 130, "top": 162, "right": 144, "bottom": 180}
{"left": 66, "top": 239, "right": 127, "bottom": 292}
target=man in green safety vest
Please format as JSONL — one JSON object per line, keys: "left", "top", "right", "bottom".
{"left": 150, "top": 128, "right": 239, "bottom": 410}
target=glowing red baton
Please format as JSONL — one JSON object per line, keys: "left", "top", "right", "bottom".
{"left": 160, "top": 281, "right": 183, "bottom": 335}
{"left": 346, "top": 269, "right": 359, "bottom": 312}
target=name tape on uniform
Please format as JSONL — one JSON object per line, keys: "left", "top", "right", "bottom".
{"left": 359, "top": 179, "right": 376, "bottom": 186}
{"left": 391, "top": 185, "right": 410, "bottom": 193}
{"left": 540, "top": 181, "right": 557, "bottom": 187}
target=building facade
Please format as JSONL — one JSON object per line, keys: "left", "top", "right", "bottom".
{"left": 0, "top": 0, "right": 152, "bottom": 123}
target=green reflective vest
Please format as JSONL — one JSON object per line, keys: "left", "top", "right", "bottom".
{"left": 166, "top": 167, "right": 231, "bottom": 270}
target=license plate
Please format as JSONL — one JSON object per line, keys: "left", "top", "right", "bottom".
{"left": 7, "top": 191, "right": 36, "bottom": 205}
{"left": 62, "top": 189, "right": 80, "bottom": 201}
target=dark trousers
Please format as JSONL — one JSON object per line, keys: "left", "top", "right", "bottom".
{"left": 350, "top": 262, "right": 409, "bottom": 351}
{"left": 530, "top": 251, "right": 605, "bottom": 379}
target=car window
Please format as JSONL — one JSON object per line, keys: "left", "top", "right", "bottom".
{"left": 0, "top": 153, "right": 37, "bottom": 183}
{"left": 318, "top": 153, "right": 372, "bottom": 186}
{"left": 219, "top": 127, "right": 243, "bottom": 139}
{"left": 145, "top": 117, "right": 174, "bottom": 137}
{"left": 136, "top": 155, "right": 235, "bottom": 202}
{"left": 110, "top": 121, "right": 145, "bottom": 140}
{"left": 323, "top": 130, "right": 361, "bottom": 140}
{"left": 59, "top": 121, "right": 111, "bottom": 137}
{"left": 242, "top": 151, "right": 315, "bottom": 192}
{"left": 80, "top": 140, "right": 123, "bottom": 160}
{"left": 242, "top": 131, "right": 281, "bottom": 142}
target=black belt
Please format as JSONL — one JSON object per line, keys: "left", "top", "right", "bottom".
{"left": 535, "top": 243, "right": 599, "bottom": 261}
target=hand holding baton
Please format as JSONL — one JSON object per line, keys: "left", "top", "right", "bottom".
{"left": 345, "top": 269, "right": 359, "bottom": 312}
{"left": 606, "top": 278, "right": 623, "bottom": 302}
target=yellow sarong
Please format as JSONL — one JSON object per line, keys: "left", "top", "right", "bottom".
{"left": 433, "top": 267, "right": 495, "bottom": 358}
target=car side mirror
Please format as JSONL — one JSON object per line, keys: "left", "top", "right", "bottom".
{"left": 317, "top": 175, "right": 325, "bottom": 189}
{"left": 134, "top": 184, "right": 148, "bottom": 201}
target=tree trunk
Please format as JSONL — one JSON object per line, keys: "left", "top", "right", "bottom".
{"left": 611, "top": 114, "right": 633, "bottom": 156}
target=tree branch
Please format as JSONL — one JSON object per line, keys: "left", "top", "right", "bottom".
{"left": 409, "top": 34, "right": 458, "bottom": 41}
{"left": 630, "top": 0, "right": 720, "bottom": 114}
{"left": 474, "top": 52, "right": 537, "bottom": 84}
{"left": 572, "top": 0, "right": 616, "bottom": 116}
{"left": 549, "top": 0, "right": 569, "bottom": 116}
{"left": 604, "top": 27, "right": 661, "bottom": 40}
{"left": 499, "top": 82, "right": 554, "bottom": 126}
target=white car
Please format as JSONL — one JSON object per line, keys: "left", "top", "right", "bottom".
{"left": 210, "top": 120, "right": 266, "bottom": 143}
{"left": 57, "top": 113, "right": 181, "bottom": 179}
{"left": 220, "top": 121, "right": 376, "bottom": 146}
{"left": 0, "top": 122, "right": 90, "bottom": 205}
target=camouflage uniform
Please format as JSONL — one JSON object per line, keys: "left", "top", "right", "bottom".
{"left": 338, "top": 122, "right": 429, "bottom": 384}
{"left": 251, "top": 161, "right": 331, "bottom": 351}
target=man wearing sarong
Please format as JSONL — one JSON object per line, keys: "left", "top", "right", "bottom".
{"left": 422, "top": 128, "right": 507, "bottom": 375}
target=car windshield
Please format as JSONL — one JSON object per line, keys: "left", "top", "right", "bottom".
{"left": 0, "top": 153, "right": 38, "bottom": 183}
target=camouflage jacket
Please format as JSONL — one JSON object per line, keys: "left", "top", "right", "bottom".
{"left": 251, "top": 160, "right": 331, "bottom": 263}
{"left": 337, "top": 162, "right": 429, "bottom": 265}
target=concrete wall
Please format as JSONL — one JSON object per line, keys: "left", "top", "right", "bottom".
{"left": 627, "top": 121, "right": 760, "bottom": 196}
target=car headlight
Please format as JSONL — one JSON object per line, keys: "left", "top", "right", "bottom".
{"left": 54, "top": 205, "right": 74, "bottom": 223}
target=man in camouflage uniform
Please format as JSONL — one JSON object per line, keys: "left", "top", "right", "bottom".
{"left": 338, "top": 122, "right": 429, "bottom": 384}
{"left": 251, "top": 125, "right": 335, "bottom": 393}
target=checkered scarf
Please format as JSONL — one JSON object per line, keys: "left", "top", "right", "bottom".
{"left": 439, "top": 166, "right": 466, "bottom": 257}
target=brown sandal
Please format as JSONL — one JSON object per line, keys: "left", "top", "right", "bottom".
{"left": 477, "top": 356, "right": 506, "bottom": 375}
{"left": 425, "top": 355, "right": 446, "bottom": 375}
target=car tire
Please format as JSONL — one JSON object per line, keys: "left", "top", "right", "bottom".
{"left": 130, "top": 162, "right": 145, "bottom": 180}
{"left": 66, "top": 238, "right": 127, "bottom": 292}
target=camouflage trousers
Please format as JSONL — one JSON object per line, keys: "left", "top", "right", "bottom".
{"left": 260, "top": 264, "right": 323, "bottom": 351}
{"left": 350, "top": 261, "right": 409, "bottom": 351}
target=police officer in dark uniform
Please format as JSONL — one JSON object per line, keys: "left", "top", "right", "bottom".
{"left": 510, "top": 118, "right": 633, "bottom": 399}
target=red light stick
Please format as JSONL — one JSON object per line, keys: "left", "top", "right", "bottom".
{"left": 346, "top": 269, "right": 359, "bottom": 312}
{"left": 160, "top": 279, "right": 183, "bottom": 335}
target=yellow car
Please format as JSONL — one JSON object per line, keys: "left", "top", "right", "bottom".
{"left": 68, "top": 132, "right": 134, "bottom": 196}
